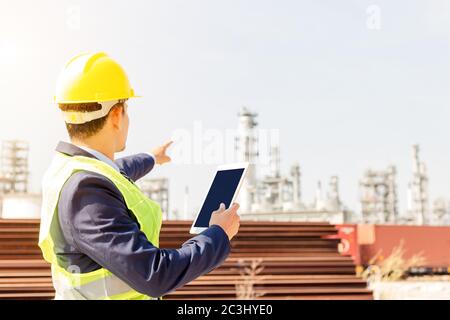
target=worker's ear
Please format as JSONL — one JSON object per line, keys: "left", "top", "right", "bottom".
{"left": 109, "top": 105, "right": 124, "bottom": 130}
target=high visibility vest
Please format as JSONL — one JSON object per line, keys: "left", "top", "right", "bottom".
{"left": 38, "top": 152, "right": 163, "bottom": 300}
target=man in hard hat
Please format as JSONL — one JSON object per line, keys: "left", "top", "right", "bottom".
{"left": 38, "top": 52, "right": 240, "bottom": 300}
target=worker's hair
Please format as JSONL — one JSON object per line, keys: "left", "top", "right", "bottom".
{"left": 58, "top": 102, "right": 124, "bottom": 140}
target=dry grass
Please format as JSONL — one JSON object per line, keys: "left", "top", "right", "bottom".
{"left": 360, "top": 239, "right": 427, "bottom": 282}
{"left": 233, "top": 258, "right": 267, "bottom": 299}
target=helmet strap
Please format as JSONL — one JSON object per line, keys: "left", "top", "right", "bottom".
{"left": 61, "top": 99, "right": 126, "bottom": 124}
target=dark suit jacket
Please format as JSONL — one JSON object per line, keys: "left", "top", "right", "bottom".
{"left": 51, "top": 141, "right": 231, "bottom": 298}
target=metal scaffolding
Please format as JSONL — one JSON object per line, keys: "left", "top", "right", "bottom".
{"left": 407, "top": 144, "right": 429, "bottom": 225}
{"left": 137, "top": 177, "right": 170, "bottom": 220}
{"left": 235, "top": 106, "right": 259, "bottom": 213}
{"left": 359, "top": 165, "right": 398, "bottom": 224}
{"left": 0, "top": 140, "right": 29, "bottom": 194}
{"left": 235, "top": 107, "right": 345, "bottom": 220}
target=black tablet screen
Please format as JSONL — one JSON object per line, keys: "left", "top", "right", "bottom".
{"left": 194, "top": 168, "right": 245, "bottom": 228}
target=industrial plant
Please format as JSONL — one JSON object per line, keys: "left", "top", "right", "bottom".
{"left": 0, "top": 108, "right": 448, "bottom": 226}
{"left": 0, "top": 140, "right": 41, "bottom": 220}
{"left": 234, "top": 107, "right": 347, "bottom": 224}
{"left": 232, "top": 107, "right": 450, "bottom": 226}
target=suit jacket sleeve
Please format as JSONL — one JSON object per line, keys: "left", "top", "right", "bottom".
{"left": 114, "top": 153, "right": 155, "bottom": 181}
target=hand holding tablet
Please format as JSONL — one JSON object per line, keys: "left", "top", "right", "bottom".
{"left": 209, "top": 202, "right": 241, "bottom": 240}
{"left": 190, "top": 163, "right": 248, "bottom": 236}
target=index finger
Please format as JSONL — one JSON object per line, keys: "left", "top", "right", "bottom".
{"left": 227, "top": 203, "right": 239, "bottom": 215}
{"left": 230, "top": 203, "right": 240, "bottom": 211}
{"left": 163, "top": 140, "right": 174, "bottom": 149}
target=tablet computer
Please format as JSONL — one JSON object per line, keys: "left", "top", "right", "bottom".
{"left": 189, "top": 162, "right": 249, "bottom": 234}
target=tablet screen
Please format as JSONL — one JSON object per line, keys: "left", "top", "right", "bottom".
{"left": 194, "top": 168, "right": 245, "bottom": 228}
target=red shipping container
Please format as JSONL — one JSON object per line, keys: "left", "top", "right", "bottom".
{"left": 333, "top": 224, "right": 450, "bottom": 268}
{"left": 326, "top": 224, "right": 360, "bottom": 265}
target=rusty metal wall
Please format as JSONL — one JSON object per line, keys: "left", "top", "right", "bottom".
{"left": 336, "top": 224, "right": 450, "bottom": 267}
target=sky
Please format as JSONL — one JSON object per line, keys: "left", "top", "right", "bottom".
{"left": 0, "top": 0, "right": 449, "bottom": 217}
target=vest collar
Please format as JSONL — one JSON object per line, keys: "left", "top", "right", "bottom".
{"left": 56, "top": 141, "right": 121, "bottom": 173}
{"left": 56, "top": 141, "right": 97, "bottom": 159}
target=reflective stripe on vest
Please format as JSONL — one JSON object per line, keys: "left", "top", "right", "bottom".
{"left": 38, "top": 152, "right": 163, "bottom": 300}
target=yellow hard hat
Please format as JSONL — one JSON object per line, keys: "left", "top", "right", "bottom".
{"left": 55, "top": 52, "right": 139, "bottom": 104}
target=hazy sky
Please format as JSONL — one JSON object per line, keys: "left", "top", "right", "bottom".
{"left": 1, "top": 0, "right": 450, "bottom": 217}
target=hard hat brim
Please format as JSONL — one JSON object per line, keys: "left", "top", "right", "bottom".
{"left": 54, "top": 95, "right": 142, "bottom": 104}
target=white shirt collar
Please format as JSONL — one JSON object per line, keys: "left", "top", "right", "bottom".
{"left": 77, "top": 145, "right": 120, "bottom": 172}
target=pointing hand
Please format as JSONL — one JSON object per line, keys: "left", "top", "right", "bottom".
{"left": 151, "top": 140, "right": 173, "bottom": 165}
